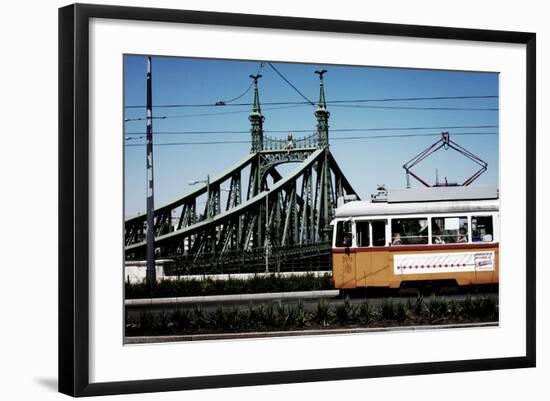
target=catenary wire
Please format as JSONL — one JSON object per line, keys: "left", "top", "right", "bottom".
{"left": 125, "top": 132, "right": 498, "bottom": 147}
{"left": 124, "top": 95, "right": 498, "bottom": 109}
{"left": 124, "top": 125, "right": 499, "bottom": 136}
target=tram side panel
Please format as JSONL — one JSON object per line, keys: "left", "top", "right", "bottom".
{"left": 332, "top": 249, "right": 357, "bottom": 289}
{"left": 333, "top": 245, "right": 499, "bottom": 289}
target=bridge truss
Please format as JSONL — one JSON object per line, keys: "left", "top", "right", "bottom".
{"left": 125, "top": 71, "right": 358, "bottom": 274}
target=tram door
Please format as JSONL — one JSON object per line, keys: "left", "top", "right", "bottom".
{"left": 355, "top": 220, "right": 388, "bottom": 287}
{"left": 333, "top": 220, "right": 356, "bottom": 288}
{"left": 369, "top": 220, "right": 389, "bottom": 286}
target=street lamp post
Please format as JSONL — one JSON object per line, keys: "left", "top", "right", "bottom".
{"left": 189, "top": 174, "right": 210, "bottom": 218}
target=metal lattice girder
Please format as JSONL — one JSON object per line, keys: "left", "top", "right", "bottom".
{"left": 124, "top": 153, "right": 257, "bottom": 246}
{"left": 125, "top": 148, "right": 359, "bottom": 259}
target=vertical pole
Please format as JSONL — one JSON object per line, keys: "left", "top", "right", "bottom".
{"left": 265, "top": 194, "right": 269, "bottom": 273}
{"left": 145, "top": 56, "right": 156, "bottom": 287}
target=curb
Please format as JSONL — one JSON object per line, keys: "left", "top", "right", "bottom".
{"left": 124, "top": 322, "right": 499, "bottom": 344}
{"left": 125, "top": 289, "right": 340, "bottom": 307}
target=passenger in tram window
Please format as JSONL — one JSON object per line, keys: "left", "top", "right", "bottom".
{"left": 432, "top": 221, "right": 445, "bottom": 244}
{"left": 457, "top": 227, "right": 468, "bottom": 243}
{"left": 471, "top": 216, "right": 493, "bottom": 242}
{"left": 343, "top": 232, "right": 352, "bottom": 248}
{"left": 392, "top": 233, "right": 402, "bottom": 245}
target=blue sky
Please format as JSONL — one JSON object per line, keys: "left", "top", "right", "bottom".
{"left": 124, "top": 55, "right": 499, "bottom": 218}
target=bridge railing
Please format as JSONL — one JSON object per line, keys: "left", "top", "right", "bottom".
{"left": 263, "top": 133, "right": 318, "bottom": 151}
{"left": 164, "top": 242, "right": 332, "bottom": 276}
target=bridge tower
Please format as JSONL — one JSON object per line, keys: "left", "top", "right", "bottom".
{"left": 315, "top": 70, "right": 333, "bottom": 241}
{"left": 249, "top": 74, "right": 264, "bottom": 153}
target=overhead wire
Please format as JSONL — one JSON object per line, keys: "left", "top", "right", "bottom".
{"left": 330, "top": 104, "right": 498, "bottom": 111}
{"left": 263, "top": 62, "right": 315, "bottom": 106}
{"left": 215, "top": 62, "right": 265, "bottom": 105}
{"left": 124, "top": 104, "right": 309, "bottom": 121}
{"left": 124, "top": 132, "right": 498, "bottom": 147}
{"left": 124, "top": 125, "right": 499, "bottom": 136}
{"left": 124, "top": 95, "right": 498, "bottom": 109}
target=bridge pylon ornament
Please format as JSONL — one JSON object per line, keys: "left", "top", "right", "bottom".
{"left": 249, "top": 74, "right": 264, "bottom": 153}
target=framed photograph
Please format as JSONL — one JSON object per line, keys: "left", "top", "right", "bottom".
{"left": 58, "top": 3, "right": 536, "bottom": 397}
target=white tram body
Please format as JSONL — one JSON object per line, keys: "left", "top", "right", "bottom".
{"left": 331, "top": 185, "right": 499, "bottom": 289}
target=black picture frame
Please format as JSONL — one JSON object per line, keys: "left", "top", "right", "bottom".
{"left": 58, "top": 3, "right": 536, "bottom": 397}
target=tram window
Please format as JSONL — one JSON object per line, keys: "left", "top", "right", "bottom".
{"left": 335, "top": 220, "right": 353, "bottom": 247}
{"left": 471, "top": 216, "right": 494, "bottom": 242}
{"left": 356, "top": 221, "right": 370, "bottom": 247}
{"left": 391, "top": 218, "right": 428, "bottom": 245}
{"left": 371, "top": 220, "right": 387, "bottom": 246}
{"left": 431, "top": 216, "right": 468, "bottom": 244}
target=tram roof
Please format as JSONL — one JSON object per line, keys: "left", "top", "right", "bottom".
{"left": 335, "top": 186, "right": 499, "bottom": 218}
{"left": 387, "top": 185, "right": 498, "bottom": 203}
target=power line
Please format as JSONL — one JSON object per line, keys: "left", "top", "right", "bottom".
{"left": 128, "top": 103, "right": 496, "bottom": 121}
{"left": 266, "top": 62, "right": 315, "bottom": 106}
{"left": 124, "top": 125, "right": 499, "bottom": 136}
{"left": 124, "top": 104, "right": 309, "bottom": 121}
{"left": 125, "top": 132, "right": 498, "bottom": 147}
{"left": 332, "top": 132, "right": 498, "bottom": 141}
{"left": 330, "top": 104, "right": 498, "bottom": 111}
{"left": 216, "top": 62, "right": 264, "bottom": 105}
{"left": 124, "top": 94, "right": 498, "bottom": 109}
{"left": 330, "top": 95, "right": 498, "bottom": 103}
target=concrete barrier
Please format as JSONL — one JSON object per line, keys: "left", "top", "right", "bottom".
{"left": 125, "top": 289, "right": 340, "bottom": 307}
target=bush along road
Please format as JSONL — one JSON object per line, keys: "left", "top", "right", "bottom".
{"left": 125, "top": 294, "right": 498, "bottom": 338}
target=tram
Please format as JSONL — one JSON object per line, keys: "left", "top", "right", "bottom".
{"left": 331, "top": 185, "right": 499, "bottom": 290}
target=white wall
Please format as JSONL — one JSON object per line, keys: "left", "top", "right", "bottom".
{"left": 0, "top": 0, "right": 546, "bottom": 400}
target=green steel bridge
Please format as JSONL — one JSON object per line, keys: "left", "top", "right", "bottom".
{"left": 124, "top": 71, "right": 359, "bottom": 274}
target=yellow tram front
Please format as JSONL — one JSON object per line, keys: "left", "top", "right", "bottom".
{"left": 331, "top": 186, "right": 499, "bottom": 290}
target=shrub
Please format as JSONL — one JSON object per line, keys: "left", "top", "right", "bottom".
{"left": 427, "top": 295, "right": 448, "bottom": 321}
{"left": 193, "top": 305, "right": 207, "bottom": 330}
{"left": 125, "top": 273, "right": 333, "bottom": 299}
{"left": 251, "top": 304, "right": 266, "bottom": 329}
{"left": 209, "top": 305, "right": 227, "bottom": 330}
{"left": 314, "top": 298, "right": 331, "bottom": 326}
{"left": 359, "top": 301, "right": 373, "bottom": 325}
{"left": 139, "top": 311, "right": 155, "bottom": 332}
{"left": 380, "top": 298, "right": 395, "bottom": 320}
{"left": 395, "top": 301, "right": 407, "bottom": 323}
{"left": 412, "top": 294, "right": 424, "bottom": 316}
{"left": 263, "top": 303, "right": 277, "bottom": 328}
{"left": 448, "top": 300, "right": 460, "bottom": 319}
{"left": 225, "top": 307, "right": 241, "bottom": 331}
{"left": 335, "top": 296, "right": 354, "bottom": 325}
{"left": 462, "top": 294, "right": 476, "bottom": 318}
{"left": 295, "top": 300, "right": 307, "bottom": 327}
{"left": 157, "top": 310, "right": 171, "bottom": 332}
{"left": 285, "top": 304, "right": 298, "bottom": 327}
{"left": 239, "top": 306, "right": 254, "bottom": 330}
{"left": 478, "top": 295, "right": 498, "bottom": 320}
{"left": 171, "top": 309, "right": 191, "bottom": 331}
